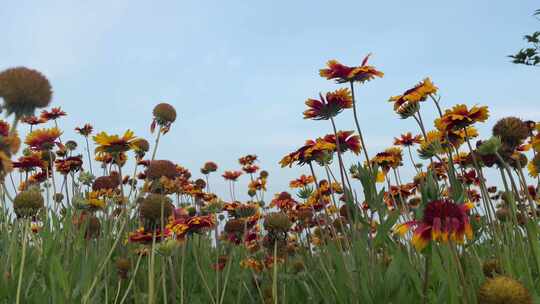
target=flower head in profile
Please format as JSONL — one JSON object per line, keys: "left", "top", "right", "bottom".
{"left": 25, "top": 127, "right": 62, "bottom": 150}
{"left": 270, "top": 191, "right": 297, "bottom": 211}
{"left": 75, "top": 124, "right": 93, "bottom": 137}
{"left": 323, "top": 130, "right": 361, "bottom": 154}
{"left": 201, "top": 161, "right": 218, "bottom": 174}
{"left": 222, "top": 170, "right": 242, "bottom": 181}
{"left": 238, "top": 154, "right": 257, "bottom": 166}
{"left": 528, "top": 153, "right": 540, "bottom": 177}
{"left": 13, "top": 153, "right": 44, "bottom": 170}
{"left": 389, "top": 78, "right": 438, "bottom": 111}
{"left": 303, "top": 88, "right": 353, "bottom": 120}
{"left": 289, "top": 174, "right": 314, "bottom": 188}
{"left": 279, "top": 138, "right": 335, "bottom": 167}
{"left": 394, "top": 132, "right": 422, "bottom": 147}
{"left": 319, "top": 54, "right": 384, "bottom": 83}
{"left": 435, "top": 104, "right": 489, "bottom": 133}
{"left": 93, "top": 130, "right": 136, "bottom": 154}
{"left": 242, "top": 164, "right": 259, "bottom": 174}
{"left": 55, "top": 156, "right": 83, "bottom": 175}
{"left": 40, "top": 107, "right": 66, "bottom": 120}
{"left": 21, "top": 115, "right": 48, "bottom": 126}
{"left": 371, "top": 147, "right": 403, "bottom": 170}
{"left": 128, "top": 227, "right": 172, "bottom": 244}
{"left": 395, "top": 199, "right": 473, "bottom": 251}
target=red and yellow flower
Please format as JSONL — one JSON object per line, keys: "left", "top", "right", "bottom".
{"left": 25, "top": 127, "right": 62, "bottom": 150}
{"left": 389, "top": 78, "right": 438, "bottom": 111}
{"left": 303, "top": 88, "right": 353, "bottom": 120}
{"left": 75, "top": 124, "right": 93, "bottom": 137}
{"left": 222, "top": 170, "right": 243, "bottom": 181}
{"left": 279, "top": 139, "right": 336, "bottom": 167}
{"left": 289, "top": 174, "right": 314, "bottom": 188}
{"left": 93, "top": 130, "right": 136, "bottom": 154}
{"left": 394, "top": 132, "right": 422, "bottom": 147}
{"left": 323, "top": 130, "right": 361, "bottom": 154}
{"left": 395, "top": 199, "right": 473, "bottom": 250}
{"left": 21, "top": 115, "right": 48, "bottom": 126}
{"left": 319, "top": 54, "right": 384, "bottom": 83}
{"left": 40, "top": 107, "right": 66, "bottom": 120}
{"left": 435, "top": 104, "right": 489, "bottom": 132}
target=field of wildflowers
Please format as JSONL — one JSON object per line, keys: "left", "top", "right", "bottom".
{"left": 0, "top": 56, "right": 539, "bottom": 304}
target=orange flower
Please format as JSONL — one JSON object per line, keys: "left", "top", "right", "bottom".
{"left": 319, "top": 54, "right": 384, "bottom": 83}
{"left": 289, "top": 175, "right": 314, "bottom": 188}
{"left": 25, "top": 127, "right": 62, "bottom": 150}
{"left": 434, "top": 104, "right": 489, "bottom": 132}
{"left": 40, "top": 107, "right": 66, "bottom": 120}
{"left": 389, "top": 78, "right": 438, "bottom": 111}
{"left": 222, "top": 170, "right": 242, "bottom": 181}
{"left": 303, "top": 88, "right": 353, "bottom": 120}
{"left": 394, "top": 132, "right": 422, "bottom": 147}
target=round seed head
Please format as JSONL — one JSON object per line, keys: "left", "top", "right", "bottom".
{"left": 139, "top": 194, "right": 174, "bottom": 227}
{"left": 477, "top": 276, "right": 532, "bottom": 304}
{"left": 263, "top": 212, "right": 292, "bottom": 233}
{"left": 493, "top": 117, "right": 530, "bottom": 149}
{"left": 146, "top": 160, "right": 178, "bottom": 180}
{"left": 0, "top": 67, "right": 52, "bottom": 118}
{"left": 153, "top": 103, "right": 177, "bottom": 124}
{"left": 13, "top": 188, "right": 44, "bottom": 218}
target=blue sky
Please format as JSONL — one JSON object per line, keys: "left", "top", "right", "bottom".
{"left": 1, "top": 1, "right": 539, "bottom": 200}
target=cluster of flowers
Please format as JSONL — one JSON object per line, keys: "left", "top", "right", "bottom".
{"left": 0, "top": 54, "right": 539, "bottom": 302}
